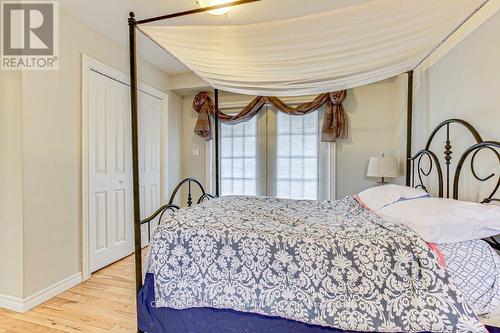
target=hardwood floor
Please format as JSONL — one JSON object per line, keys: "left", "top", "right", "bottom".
{"left": 0, "top": 254, "right": 138, "bottom": 333}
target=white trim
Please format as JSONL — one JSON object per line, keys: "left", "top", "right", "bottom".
{"left": 81, "top": 55, "right": 91, "bottom": 281}
{"left": 257, "top": 111, "right": 269, "bottom": 196}
{"left": 317, "top": 110, "right": 334, "bottom": 201}
{"left": 0, "top": 273, "right": 82, "bottom": 313}
{"left": 329, "top": 142, "right": 337, "bottom": 200}
{"left": 0, "top": 294, "right": 24, "bottom": 312}
{"left": 160, "top": 96, "right": 170, "bottom": 204}
{"left": 22, "top": 273, "right": 82, "bottom": 312}
{"left": 205, "top": 140, "right": 214, "bottom": 193}
{"left": 81, "top": 54, "right": 169, "bottom": 280}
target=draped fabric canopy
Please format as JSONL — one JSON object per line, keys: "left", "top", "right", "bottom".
{"left": 140, "top": 0, "right": 486, "bottom": 97}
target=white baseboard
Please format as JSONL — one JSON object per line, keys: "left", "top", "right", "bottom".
{"left": 0, "top": 272, "right": 82, "bottom": 313}
{"left": 0, "top": 294, "right": 24, "bottom": 312}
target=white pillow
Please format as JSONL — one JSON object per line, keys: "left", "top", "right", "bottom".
{"left": 378, "top": 198, "right": 500, "bottom": 243}
{"left": 357, "top": 184, "right": 429, "bottom": 212}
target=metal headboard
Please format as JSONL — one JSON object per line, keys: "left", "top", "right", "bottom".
{"left": 140, "top": 177, "right": 214, "bottom": 241}
{"left": 408, "top": 119, "right": 499, "bottom": 202}
{"left": 454, "top": 141, "right": 500, "bottom": 204}
{"left": 408, "top": 119, "right": 500, "bottom": 249}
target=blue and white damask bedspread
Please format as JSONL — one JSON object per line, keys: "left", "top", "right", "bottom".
{"left": 145, "top": 196, "right": 485, "bottom": 332}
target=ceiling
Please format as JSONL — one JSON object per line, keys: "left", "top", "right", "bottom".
{"left": 60, "top": 0, "right": 373, "bottom": 74}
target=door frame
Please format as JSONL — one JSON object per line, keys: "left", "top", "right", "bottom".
{"left": 81, "top": 54, "right": 169, "bottom": 280}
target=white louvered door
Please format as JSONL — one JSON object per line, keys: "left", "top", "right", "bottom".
{"left": 88, "top": 70, "right": 134, "bottom": 272}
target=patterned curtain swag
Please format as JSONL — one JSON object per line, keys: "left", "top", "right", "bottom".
{"left": 193, "top": 91, "right": 348, "bottom": 142}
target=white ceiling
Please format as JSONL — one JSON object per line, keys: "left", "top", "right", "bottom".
{"left": 60, "top": 0, "right": 373, "bottom": 74}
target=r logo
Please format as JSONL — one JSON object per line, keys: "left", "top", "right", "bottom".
{"left": 2, "top": 3, "right": 53, "bottom": 55}
{"left": 1, "top": 1, "right": 58, "bottom": 69}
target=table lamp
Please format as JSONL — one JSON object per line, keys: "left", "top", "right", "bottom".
{"left": 367, "top": 153, "right": 398, "bottom": 185}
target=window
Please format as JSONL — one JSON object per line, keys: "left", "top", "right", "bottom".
{"left": 216, "top": 106, "right": 334, "bottom": 200}
{"left": 275, "top": 112, "right": 319, "bottom": 199}
{"left": 220, "top": 117, "right": 258, "bottom": 196}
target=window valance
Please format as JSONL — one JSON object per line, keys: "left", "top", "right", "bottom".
{"left": 193, "top": 91, "right": 348, "bottom": 142}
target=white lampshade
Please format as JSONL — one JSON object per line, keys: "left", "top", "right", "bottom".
{"left": 367, "top": 155, "right": 398, "bottom": 178}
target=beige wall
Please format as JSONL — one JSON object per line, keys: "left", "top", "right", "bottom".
{"left": 0, "top": 9, "right": 182, "bottom": 300}
{"left": 181, "top": 78, "right": 407, "bottom": 199}
{"left": 0, "top": 71, "right": 24, "bottom": 298}
{"left": 413, "top": 10, "right": 500, "bottom": 201}
{"left": 181, "top": 95, "right": 210, "bottom": 191}
{"left": 167, "top": 94, "right": 183, "bottom": 196}
{"left": 337, "top": 78, "right": 407, "bottom": 197}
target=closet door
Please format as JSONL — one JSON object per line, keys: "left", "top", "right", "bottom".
{"left": 88, "top": 70, "right": 133, "bottom": 272}
{"left": 88, "top": 70, "right": 162, "bottom": 272}
{"left": 138, "top": 91, "right": 162, "bottom": 246}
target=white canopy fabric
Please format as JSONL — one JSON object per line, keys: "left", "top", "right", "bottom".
{"left": 140, "top": 0, "right": 486, "bottom": 96}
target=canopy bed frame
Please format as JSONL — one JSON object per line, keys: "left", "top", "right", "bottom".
{"left": 128, "top": 2, "right": 262, "bottom": 319}
{"left": 127, "top": 2, "right": 497, "bottom": 332}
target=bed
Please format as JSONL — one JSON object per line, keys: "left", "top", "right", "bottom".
{"left": 125, "top": 2, "right": 499, "bottom": 332}
{"left": 136, "top": 119, "right": 500, "bottom": 332}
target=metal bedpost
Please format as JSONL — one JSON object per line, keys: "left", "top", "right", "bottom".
{"left": 128, "top": 12, "right": 143, "bottom": 333}
{"left": 127, "top": 3, "right": 259, "bottom": 332}
{"left": 406, "top": 70, "right": 414, "bottom": 186}
{"left": 214, "top": 89, "right": 220, "bottom": 197}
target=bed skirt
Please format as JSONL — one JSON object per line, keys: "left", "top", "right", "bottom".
{"left": 138, "top": 274, "right": 500, "bottom": 333}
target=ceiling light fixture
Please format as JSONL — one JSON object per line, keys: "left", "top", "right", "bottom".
{"left": 197, "top": 0, "right": 233, "bottom": 15}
